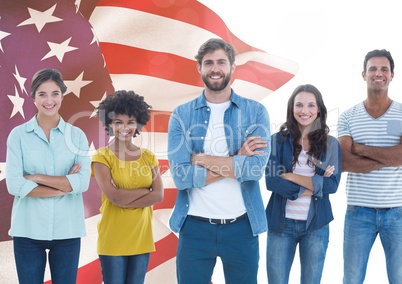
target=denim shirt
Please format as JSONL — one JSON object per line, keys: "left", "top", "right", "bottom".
{"left": 265, "top": 131, "right": 341, "bottom": 231}
{"left": 167, "top": 90, "right": 271, "bottom": 236}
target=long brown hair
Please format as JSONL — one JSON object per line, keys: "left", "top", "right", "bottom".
{"left": 279, "top": 84, "right": 329, "bottom": 166}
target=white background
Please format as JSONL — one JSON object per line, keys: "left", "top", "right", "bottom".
{"left": 200, "top": 0, "right": 402, "bottom": 283}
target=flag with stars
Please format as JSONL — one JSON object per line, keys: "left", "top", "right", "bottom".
{"left": 0, "top": 0, "right": 298, "bottom": 283}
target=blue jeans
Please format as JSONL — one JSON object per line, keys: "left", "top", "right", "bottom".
{"left": 267, "top": 218, "right": 329, "bottom": 284}
{"left": 99, "top": 253, "right": 150, "bottom": 284}
{"left": 13, "top": 237, "right": 81, "bottom": 284}
{"left": 343, "top": 206, "right": 402, "bottom": 284}
{"left": 176, "top": 214, "right": 259, "bottom": 284}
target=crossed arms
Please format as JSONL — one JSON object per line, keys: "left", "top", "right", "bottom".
{"left": 92, "top": 162, "right": 164, "bottom": 209}
{"left": 280, "top": 164, "right": 335, "bottom": 196}
{"left": 338, "top": 136, "right": 402, "bottom": 173}
{"left": 191, "top": 136, "right": 268, "bottom": 185}
{"left": 24, "top": 163, "right": 82, "bottom": 197}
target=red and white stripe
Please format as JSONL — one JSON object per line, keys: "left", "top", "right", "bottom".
{"left": 0, "top": 1, "right": 297, "bottom": 283}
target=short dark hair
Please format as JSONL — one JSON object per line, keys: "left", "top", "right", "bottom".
{"left": 363, "top": 49, "right": 394, "bottom": 73}
{"left": 96, "top": 90, "right": 152, "bottom": 137}
{"left": 194, "top": 38, "right": 235, "bottom": 66}
{"left": 30, "top": 68, "right": 67, "bottom": 98}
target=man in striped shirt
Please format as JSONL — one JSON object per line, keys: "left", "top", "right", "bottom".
{"left": 338, "top": 49, "right": 402, "bottom": 284}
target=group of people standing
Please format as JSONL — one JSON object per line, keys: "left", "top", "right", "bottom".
{"left": 4, "top": 38, "right": 402, "bottom": 284}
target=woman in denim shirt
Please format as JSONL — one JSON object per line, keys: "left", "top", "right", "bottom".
{"left": 265, "top": 84, "right": 341, "bottom": 284}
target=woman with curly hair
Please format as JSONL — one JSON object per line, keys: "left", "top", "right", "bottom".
{"left": 91, "top": 90, "right": 164, "bottom": 284}
{"left": 265, "top": 84, "right": 341, "bottom": 283}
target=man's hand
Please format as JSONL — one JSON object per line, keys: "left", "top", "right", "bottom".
{"left": 238, "top": 136, "right": 267, "bottom": 156}
{"left": 191, "top": 153, "right": 206, "bottom": 166}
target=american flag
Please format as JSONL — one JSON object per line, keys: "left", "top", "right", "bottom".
{"left": 0, "top": 0, "right": 297, "bottom": 283}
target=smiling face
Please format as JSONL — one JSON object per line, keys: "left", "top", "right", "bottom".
{"left": 198, "top": 49, "right": 234, "bottom": 92}
{"left": 293, "top": 91, "right": 319, "bottom": 131}
{"left": 33, "top": 80, "right": 63, "bottom": 119}
{"left": 110, "top": 114, "right": 138, "bottom": 142}
{"left": 363, "top": 56, "right": 394, "bottom": 92}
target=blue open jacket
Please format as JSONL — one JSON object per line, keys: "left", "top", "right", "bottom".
{"left": 265, "top": 130, "right": 341, "bottom": 232}
{"left": 168, "top": 90, "right": 271, "bottom": 236}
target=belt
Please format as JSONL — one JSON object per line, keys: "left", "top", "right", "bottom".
{"left": 372, "top": 208, "right": 391, "bottom": 211}
{"left": 189, "top": 213, "right": 247, "bottom": 225}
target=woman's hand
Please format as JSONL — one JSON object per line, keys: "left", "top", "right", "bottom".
{"left": 24, "top": 174, "right": 38, "bottom": 182}
{"left": 324, "top": 165, "right": 335, "bottom": 177}
{"left": 68, "top": 163, "right": 81, "bottom": 174}
{"left": 300, "top": 189, "right": 313, "bottom": 196}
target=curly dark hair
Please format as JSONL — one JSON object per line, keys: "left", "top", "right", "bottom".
{"left": 279, "top": 84, "right": 329, "bottom": 167}
{"left": 96, "top": 90, "right": 151, "bottom": 137}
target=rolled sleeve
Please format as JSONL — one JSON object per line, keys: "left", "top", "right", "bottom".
{"left": 234, "top": 106, "right": 270, "bottom": 183}
{"left": 17, "top": 180, "right": 38, "bottom": 198}
{"left": 66, "top": 129, "right": 91, "bottom": 194}
{"left": 234, "top": 154, "right": 268, "bottom": 183}
{"left": 233, "top": 155, "right": 246, "bottom": 182}
{"left": 265, "top": 133, "right": 303, "bottom": 200}
{"left": 169, "top": 162, "right": 207, "bottom": 191}
{"left": 311, "top": 175, "right": 324, "bottom": 198}
{"left": 309, "top": 136, "right": 341, "bottom": 198}
{"left": 168, "top": 110, "right": 207, "bottom": 190}
{"left": 192, "top": 165, "right": 207, "bottom": 188}
{"left": 5, "top": 127, "right": 36, "bottom": 198}
{"left": 265, "top": 172, "right": 303, "bottom": 200}
{"left": 66, "top": 165, "right": 90, "bottom": 194}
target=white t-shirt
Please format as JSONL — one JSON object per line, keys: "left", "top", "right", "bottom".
{"left": 188, "top": 101, "right": 246, "bottom": 218}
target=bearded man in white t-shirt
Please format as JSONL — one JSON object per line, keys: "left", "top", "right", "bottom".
{"left": 167, "top": 38, "right": 271, "bottom": 284}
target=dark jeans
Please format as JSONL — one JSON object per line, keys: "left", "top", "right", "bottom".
{"left": 176, "top": 214, "right": 259, "bottom": 284}
{"left": 13, "top": 237, "right": 81, "bottom": 284}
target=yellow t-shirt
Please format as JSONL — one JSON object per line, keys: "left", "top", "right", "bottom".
{"left": 91, "top": 147, "right": 158, "bottom": 256}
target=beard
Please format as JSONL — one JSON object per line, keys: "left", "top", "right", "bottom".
{"left": 202, "top": 72, "right": 231, "bottom": 91}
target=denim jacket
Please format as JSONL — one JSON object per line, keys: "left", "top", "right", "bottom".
{"left": 167, "top": 90, "right": 271, "bottom": 236}
{"left": 265, "top": 131, "right": 341, "bottom": 231}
